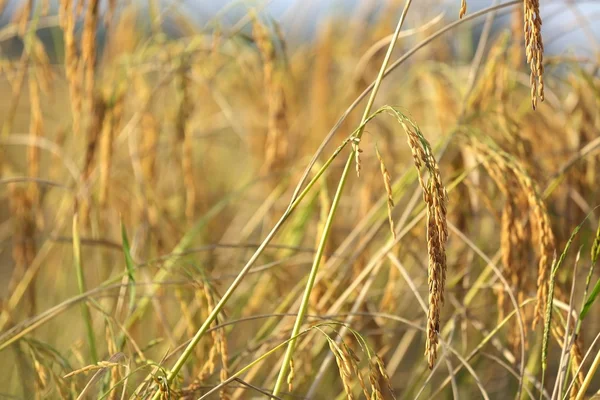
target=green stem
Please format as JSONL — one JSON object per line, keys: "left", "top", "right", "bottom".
{"left": 149, "top": 123, "right": 355, "bottom": 399}
{"left": 271, "top": 1, "right": 413, "bottom": 395}
{"left": 272, "top": 153, "right": 354, "bottom": 395}
{"left": 73, "top": 214, "right": 98, "bottom": 364}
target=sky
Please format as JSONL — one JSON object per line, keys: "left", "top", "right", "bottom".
{"left": 1, "top": 0, "right": 599, "bottom": 55}
{"left": 183, "top": 0, "right": 600, "bottom": 55}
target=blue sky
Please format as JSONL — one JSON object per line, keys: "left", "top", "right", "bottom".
{"left": 1, "top": 0, "right": 599, "bottom": 55}
{"left": 183, "top": 0, "right": 600, "bottom": 55}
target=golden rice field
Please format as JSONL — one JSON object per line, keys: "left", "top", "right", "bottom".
{"left": 1, "top": 0, "right": 599, "bottom": 399}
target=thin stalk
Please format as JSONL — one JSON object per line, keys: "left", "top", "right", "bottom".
{"left": 148, "top": 124, "right": 356, "bottom": 398}
{"left": 271, "top": 1, "right": 413, "bottom": 395}
{"left": 272, "top": 153, "right": 354, "bottom": 395}
{"left": 575, "top": 349, "right": 600, "bottom": 400}
{"left": 73, "top": 214, "right": 98, "bottom": 364}
{"left": 198, "top": 329, "right": 312, "bottom": 400}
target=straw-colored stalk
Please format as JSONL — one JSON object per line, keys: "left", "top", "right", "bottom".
{"left": 1, "top": 52, "right": 28, "bottom": 139}
{"left": 140, "top": 111, "right": 158, "bottom": 186}
{"left": 252, "top": 16, "right": 289, "bottom": 174}
{"left": 376, "top": 146, "right": 396, "bottom": 239}
{"left": 104, "top": 326, "right": 121, "bottom": 400}
{"left": 99, "top": 96, "right": 123, "bottom": 208}
{"left": 466, "top": 34, "right": 508, "bottom": 111}
{"left": 8, "top": 185, "right": 37, "bottom": 315}
{"left": 60, "top": 0, "right": 83, "bottom": 135}
{"left": 27, "top": 70, "right": 43, "bottom": 210}
{"left": 82, "top": 94, "right": 106, "bottom": 181}
{"left": 311, "top": 22, "right": 333, "bottom": 135}
{"left": 175, "top": 59, "right": 196, "bottom": 219}
{"left": 82, "top": 0, "right": 99, "bottom": 104}
{"left": 79, "top": 94, "right": 106, "bottom": 225}
{"left": 105, "top": 0, "right": 117, "bottom": 26}
{"left": 195, "top": 285, "right": 228, "bottom": 399}
{"left": 31, "top": 349, "right": 49, "bottom": 395}
{"left": 510, "top": 5, "right": 524, "bottom": 68}
{"left": 14, "top": 0, "right": 32, "bottom": 36}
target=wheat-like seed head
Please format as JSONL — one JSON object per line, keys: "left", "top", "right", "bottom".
{"left": 373, "top": 108, "right": 449, "bottom": 369}
{"left": 82, "top": 0, "right": 99, "bottom": 105}
{"left": 287, "top": 358, "right": 295, "bottom": 392}
{"left": 252, "top": 14, "right": 289, "bottom": 174}
{"left": 375, "top": 146, "right": 396, "bottom": 239}
{"left": 61, "top": 0, "right": 83, "bottom": 135}
{"left": 218, "top": 324, "right": 229, "bottom": 400}
{"left": 524, "top": 0, "right": 544, "bottom": 109}
{"left": 99, "top": 95, "right": 123, "bottom": 209}
{"left": 174, "top": 57, "right": 197, "bottom": 219}
{"left": 328, "top": 338, "right": 355, "bottom": 400}
{"left": 32, "top": 355, "right": 48, "bottom": 392}
{"left": 103, "top": 327, "right": 121, "bottom": 400}
{"left": 468, "top": 136, "right": 555, "bottom": 330}
{"left": 569, "top": 338, "right": 585, "bottom": 398}
{"left": 459, "top": 0, "right": 467, "bottom": 19}
{"left": 27, "top": 69, "right": 43, "bottom": 209}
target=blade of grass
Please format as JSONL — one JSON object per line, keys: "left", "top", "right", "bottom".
{"left": 579, "top": 217, "right": 600, "bottom": 320}
{"left": 553, "top": 248, "right": 582, "bottom": 400}
{"left": 73, "top": 214, "right": 98, "bottom": 364}
{"left": 271, "top": 1, "right": 414, "bottom": 395}
{"left": 121, "top": 222, "right": 136, "bottom": 315}
{"left": 541, "top": 221, "right": 583, "bottom": 400}
{"left": 146, "top": 126, "right": 360, "bottom": 398}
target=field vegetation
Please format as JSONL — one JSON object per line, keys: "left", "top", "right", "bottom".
{"left": 1, "top": 0, "right": 600, "bottom": 399}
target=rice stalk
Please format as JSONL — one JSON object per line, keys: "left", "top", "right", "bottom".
{"left": 72, "top": 214, "right": 98, "bottom": 364}
{"left": 468, "top": 136, "right": 555, "bottom": 329}
{"left": 60, "top": 0, "right": 83, "bottom": 135}
{"left": 541, "top": 221, "right": 583, "bottom": 396}
{"left": 82, "top": 0, "right": 99, "bottom": 104}
{"left": 99, "top": 93, "right": 123, "bottom": 208}
{"left": 459, "top": 0, "right": 467, "bottom": 19}
{"left": 14, "top": 0, "right": 32, "bottom": 36}
{"left": 79, "top": 93, "right": 106, "bottom": 225}
{"left": 27, "top": 67, "right": 43, "bottom": 211}
{"left": 523, "top": 0, "right": 544, "bottom": 109}
{"left": 7, "top": 185, "right": 37, "bottom": 316}
{"left": 271, "top": 4, "right": 416, "bottom": 393}
{"left": 375, "top": 145, "right": 395, "bottom": 239}
{"left": 175, "top": 56, "right": 196, "bottom": 219}
{"left": 252, "top": 14, "right": 289, "bottom": 174}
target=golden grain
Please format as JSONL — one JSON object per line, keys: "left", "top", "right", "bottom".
{"left": 253, "top": 15, "right": 289, "bottom": 174}
{"left": 459, "top": 0, "right": 467, "bottom": 19}
{"left": 82, "top": 0, "right": 99, "bottom": 104}
{"left": 61, "top": 0, "right": 83, "bottom": 135}
{"left": 375, "top": 146, "right": 396, "bottom": 239}
{"left": 524, "top": 0, "right": 544, "bottom": 109}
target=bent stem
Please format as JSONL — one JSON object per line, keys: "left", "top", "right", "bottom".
{"left": 271, "top": 1, "right": 413, "bottom": 396}
{"left": 148, "top": 125, "right": 357, "bottom": 399}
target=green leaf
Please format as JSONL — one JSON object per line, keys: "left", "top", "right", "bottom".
{"left": 121, "top": 221, "right": 136, "bottom": 313}
{"left": 579, "top": 216, "right": 600, "bottom": 320}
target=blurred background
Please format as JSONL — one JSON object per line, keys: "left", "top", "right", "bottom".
{"left": 0, "top": 0, "right": 599, "bottom": 399}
